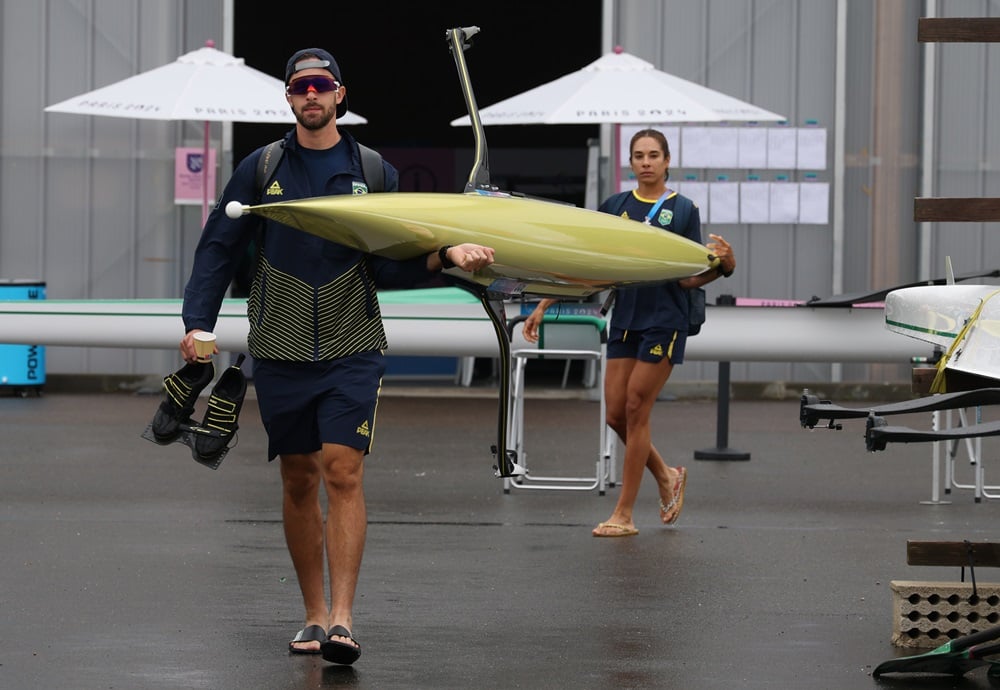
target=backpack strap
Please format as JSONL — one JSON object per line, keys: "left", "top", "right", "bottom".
{"left": 606, "top": 190, "right": 632, "bottom": 217}
{"left": 668, "top": 194, "right": 704, "bottom": 335}
{"left": 358, "top": 143, "right": 385, "bottom": 193}
{"left": 244, "top": 140, "right": 285, "bottom": 292}
{"left": 671, "top": 194, "right": 692, "bottom": 236}
{"left": 255, "top": 140, "right": 284, "bottom": 200}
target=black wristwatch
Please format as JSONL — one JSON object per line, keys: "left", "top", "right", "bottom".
{"left": 438, "top": 245, "right": 456, "bottom": 269}
{"left": 717, "top": 264, "right": 733, "bottom": 278}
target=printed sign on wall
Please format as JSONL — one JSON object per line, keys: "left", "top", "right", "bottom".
{"left": 174, "top": 147, "right": 217, "bottom": 205}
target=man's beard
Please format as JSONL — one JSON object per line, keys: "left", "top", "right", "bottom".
{"left": 295, "top": 103, "right": 336, "bottom": 130}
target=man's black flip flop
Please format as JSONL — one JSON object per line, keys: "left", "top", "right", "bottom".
{"left": 288, "top": 624, "right": 327, "bottom": 655}
{"left": 321, "top": 625, "right": 361, "bottom": 665}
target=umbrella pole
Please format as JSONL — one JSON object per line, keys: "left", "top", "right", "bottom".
{"left": 201, "top": 120, "right": 210, "bottom": 226}
{"left": 614, "top": 124, "right": 622, "bottom": 194}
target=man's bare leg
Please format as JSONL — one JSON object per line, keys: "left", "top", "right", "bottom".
{"left": 322, "top": 442, "right": 366, "bottom": 651}
{"left": 281, "top": 452, "right": 329, "bottom": 652}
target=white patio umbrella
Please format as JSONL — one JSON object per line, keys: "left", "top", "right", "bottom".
{"left": 45, "top": 42, "right": 366, "bottom": 222}
{"left": 451, "top": 47, "right": 784, "bottom": 195}
{"left": 451, "top": 48, "right": 783, "bottom": 126}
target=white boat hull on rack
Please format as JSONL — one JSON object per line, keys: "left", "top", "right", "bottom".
{"left": 0, "top": 296, "right": 924, "bottom": 363}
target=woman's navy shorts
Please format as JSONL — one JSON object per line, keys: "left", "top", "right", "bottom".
{"left": 607, "top": 326, "right": 686, "bottom": 364}
{"left": 253, "top": 351, "right": 386, "bottom": 460}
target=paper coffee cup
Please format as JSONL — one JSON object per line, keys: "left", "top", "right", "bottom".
{"left": 193, "top": 332, "right": 217, "bottom": 362}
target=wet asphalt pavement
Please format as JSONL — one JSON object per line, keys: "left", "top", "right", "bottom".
{"left": 2, "top": 384, "right": 999, "bottom": 689}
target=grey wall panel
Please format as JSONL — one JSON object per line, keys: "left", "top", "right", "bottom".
{"left": 841, "top": 1, "right": 874, "bottom": 293}
{"left": 745, "top": 0, "right": 799, "bottom": 119}
{"left": 612, "top": 0, "right": 977, "bottom": 388}
{"left": 44, "top": 158, "right": 90, "bottom": 297}
{"left": 0, "top": 0, "right": 225, "bottom": 375}
{"left": 615, "top": 1, "right": 668, "bottom": 59}
{"left": 1, "top": 2, "right": 45, "bottom": 281}
{"left": 616, "top": 0, "right": 839, "bottom": 384}
{"left": 90, "top": 157, "right": 136, "bottom": 297}
{"left": 704, "top": 1, "right": 753, "bottom": 100}
{"left": 930, "top": 0, "right": 999, "bottom": 278}
{"left": 135, "top": 159, "right": 185, "bottom": 298}
{"left": 796, "top": 0, "right": 837, "bottom": 121}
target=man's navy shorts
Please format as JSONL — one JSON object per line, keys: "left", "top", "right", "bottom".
{"left": 607, "top": 326, "right": 687, "bottom": 364}
{"left": 253, "top": 351, "right": 386, "bottom": 460}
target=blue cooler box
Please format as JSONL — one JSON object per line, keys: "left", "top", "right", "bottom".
{"left": 0, "top": 280, "right": 46, "bottom": 388}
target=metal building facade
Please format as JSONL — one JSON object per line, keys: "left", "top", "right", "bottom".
{"left": 611, "top": 0, "right": 997, "bottom": 385}
{"left": 1, "top": 0, "right": 997, "bottom": 385}
{"left": 1, "top": 0, "right": 226, "bottom": 378}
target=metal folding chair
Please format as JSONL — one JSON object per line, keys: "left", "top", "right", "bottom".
{"left": 503, "top": 314, "right": 615, "bottom": 494}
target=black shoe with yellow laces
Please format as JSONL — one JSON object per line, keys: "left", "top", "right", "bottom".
{"left": 192, "top": 355, "right": 247, "bottom": 468}
{"left": 150, "top": 361, "right": 214, "bottom": 442}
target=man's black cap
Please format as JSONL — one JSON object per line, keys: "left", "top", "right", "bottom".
{"left": 284, "top": 48, "right": 347, "bottom": 118}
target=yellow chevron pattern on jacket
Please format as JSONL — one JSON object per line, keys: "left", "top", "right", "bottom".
{"left": 247, "top": 256, "right": 387, "bottom": 361}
